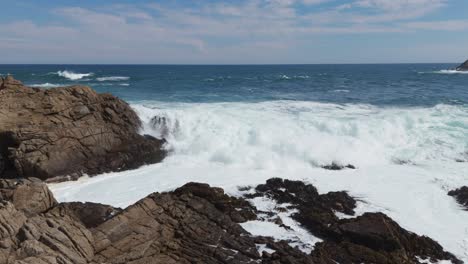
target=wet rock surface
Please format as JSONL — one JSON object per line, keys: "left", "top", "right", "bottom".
{"left": 321, "top": 162, "right": 356, "bottom": 170}
{"left": 449, "top": 186, "right": 468, "bottom": 209}
{"left": 0, "top": 76, "right": 166, "bottom": 182}
{"left": 0, "top": 176, "right": 461, "bottom": 263}
{"left": 247, "top": 178, "right": 461, "bottom": 264}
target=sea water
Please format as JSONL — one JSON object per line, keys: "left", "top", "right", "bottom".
{"left": 2, "top": 64, "right": 468, "bottom": 261}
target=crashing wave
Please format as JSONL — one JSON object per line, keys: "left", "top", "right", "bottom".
{"left": 53, "top": 70, "right": 94, "bottom": 80}
{"left": 133, "top": 101, "right": 468, "bottom": 169}
{"left": 96, "top": 76, "right": 130, "bottom": 81}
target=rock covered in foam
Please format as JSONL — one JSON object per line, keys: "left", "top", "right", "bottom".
{"left": 247, "top": 178, "right": 461, "bottom": 264}
{"left": 0, "top": 76, "right": 166, "bottom": 182}
{"left": 321, "top": 162, "right": 356, "bottom": 170}
{"left": 449, "top": 186, "right": 468, "bottom": 210}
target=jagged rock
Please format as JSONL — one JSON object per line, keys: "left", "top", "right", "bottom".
{"left": 16, "top": 212, "right": 95, "bottom": 263}
{"left": 0, "top": 176, "right": 462, "bottom": 263}
{"left": 0, "top": 76, "right": 166, "bottom": 182}
{"left": 311, "top": 212, "right": 461, "bottom": 264}
{"left": 91, "top": 182, "right": 261, "bottom": 263}
{"left": 248, "top": 178, "right": 461, "bottom": 264}
{"left": 0, "top": 178, "right": 57, "bottom": 217}
{"left": 456, "top": 60, "right": 468, "bottom": 71}
{"left": 249, "top": 178, "right": 356, "bottom": 238}
{"left": 448, "top": 186, "right": 468, "bottom": 209}
{"left": 322, "top": 162, "right": 356, "bottom": 170}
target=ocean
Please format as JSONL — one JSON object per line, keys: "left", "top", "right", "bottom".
{"left": 2, "top": 64, "right": 468, "bottom": 260}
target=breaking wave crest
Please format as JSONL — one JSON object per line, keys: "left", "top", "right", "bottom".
{"left": 133, "top": 101, "right": 468, "bottom": 169}
{"left": 53, "top": 70, "right": 94, "bottom": 80}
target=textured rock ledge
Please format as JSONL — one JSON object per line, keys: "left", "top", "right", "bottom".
{"left": 0, "top": 76, "right": 166, "bottom": 182}
{"left": 0, "top": 178, "right": 461, "bottom": 264}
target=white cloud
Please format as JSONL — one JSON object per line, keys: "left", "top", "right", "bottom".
{"left": 0, "top": 0, "right": 465, "bottom": 63}
{"left": 404, "top": 19, "right": 468, "bottom": 31}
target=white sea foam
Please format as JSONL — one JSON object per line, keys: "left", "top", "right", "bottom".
{"left": 332, "top": 89, "right": 350, "bottom": 93}
{"left": 279, "top": 75, "right": 310, "bottom": 80}
{"left": 241, "top": 195, "right": 322, "bottom": 253}
{"left": 29, "top": 83, "right": 64, "bottom": 88}
{"left": 420, "top": 70, "right": 468, "bottom": 75}
{"left": 53, "top": 70, "right": 94, "bottom": 80}
{"left": 437, "top": 70, "right": 468, "bottom": 74}
{"left": 96, "top": 76, "right": 130, "bottom": 81}
{"left": 49, "top": 100, "right": 468, "bottom": 261}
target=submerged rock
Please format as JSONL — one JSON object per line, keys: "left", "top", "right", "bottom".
{"left": 448, "top": 186, "right": 468, "bottom": 210}
{"left": 322, "top": 162, "right": 356, "bottom": 170}
{"left": 456, "top": 60, "right": 468, "bottom": 71}
{"left": 0, "top": 76, "right": 166, "bottom": 182}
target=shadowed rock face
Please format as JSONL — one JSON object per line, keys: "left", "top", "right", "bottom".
{"left": 449, "top": 186, "right": 468, "bottom": 210}
{"left": 0, "top": 178, "right": 462, "bottom": 264}
{"left": 0, "top": 76, "right": 166, "bottom": 182}
{"left": 456, "top": 60, "right": 468, "bottom": 71}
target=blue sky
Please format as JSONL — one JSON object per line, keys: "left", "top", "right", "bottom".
{"left": 1, "top": 0, "right": 468, "bottom": 64}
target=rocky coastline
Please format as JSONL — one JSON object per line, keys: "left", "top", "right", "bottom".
{"left": 0, "top": 177, "right": 463, "bottom": 264}
{"left": 0, "top": 76, "right": 466, "bottom": 263}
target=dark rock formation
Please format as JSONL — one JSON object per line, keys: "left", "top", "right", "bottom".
{"left": 0, "top": 154, "right": 4, "bottom": 177}
{"left": 248, "top": 178, "right": 461, "bottom": 264}
{"left": 456, "top": 60, "right": 468, "bottom": 71}
{"left": 0, "top": 178, "right": 461, "bottom": 263}
{"left": 322, "top": 162, "right": 356, "bottom": 170}
{"left": 448, "top": 186, "right": 468, "bottom": 209}
{"left": 0, "top": 76, "right": 166, "bottom": 182}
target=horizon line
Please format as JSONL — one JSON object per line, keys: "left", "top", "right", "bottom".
{"left": 0, "top": 62, "right": 461, "bottom": 66}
